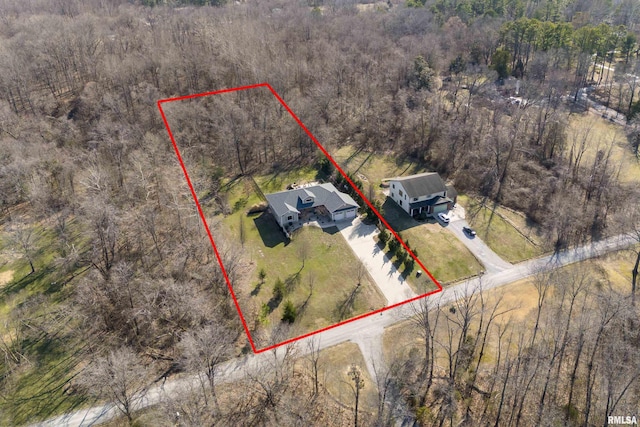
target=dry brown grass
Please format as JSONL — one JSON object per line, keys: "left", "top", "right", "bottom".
{"left": 322, "top": 342, "right": 379, "bottom": 414}
{"left": 567, "top": 114, "right": 640, "bottom": 184}
{"left": 383, "top": 246, "right": 639, "bottom": 369}
{"left": 0, "top": 270, "right": 13, "bottom": 288}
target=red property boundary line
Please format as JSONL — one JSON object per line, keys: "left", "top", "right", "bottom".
{"left": 157, "top": 83, "right": 443, "bottom": 354}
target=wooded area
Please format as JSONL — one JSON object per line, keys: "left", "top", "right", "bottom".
{"left": 0, "top": 0, "right": 639, "bottom": 425}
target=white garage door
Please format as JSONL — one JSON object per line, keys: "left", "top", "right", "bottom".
{"left": 346, "top": 209, "right": 356, "bottom": 218}
{"left": 334, "top": 211, "right": 345, "bottom": 221}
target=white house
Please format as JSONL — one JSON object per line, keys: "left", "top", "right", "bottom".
{"left": 387, "top": 172, "right": 457, "bottom": 217}
{"left": 265, "top": 182, "right": 358, "bottom": 232}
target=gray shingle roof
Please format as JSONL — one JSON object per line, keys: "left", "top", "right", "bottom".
{"left": 390, "top": 172, "right": 447, "bottom": 199}
{"left": 265, "top": 183, "right": 358, "bottom": 218}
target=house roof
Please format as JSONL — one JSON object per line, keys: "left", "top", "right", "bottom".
{"left": 389, "top": 172, "right": 447, "bottom": 199}
{"left": 265, "top": 183, "right": 358, "bottom": 218}
{"left": 446, "top": 184, "right": 458, "bottom": 200}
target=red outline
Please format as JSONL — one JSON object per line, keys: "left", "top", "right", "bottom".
{"left": 158, "top": 83, "right": 443, "bottom": 354}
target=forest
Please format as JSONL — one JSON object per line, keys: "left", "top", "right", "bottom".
{"left": 0, "top": 0, "right": 639, "bottom": 425}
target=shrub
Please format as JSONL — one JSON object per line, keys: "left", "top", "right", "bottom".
{"left": 282, "top": 300, "right": 297, "bottom": 323}
{"left": 397, "top": 249, "right": 408, "bottom": 265}
{"left": 258, "top": 303, "right": 270, "bottom": 325}
{"left": 273, "top": 278, "right": 285, "bottom": 301}
{"left": 388, "top": 238, "right": 400, "bottom": 255}
{"left": 247, "top": 202, "right": 268, "bottom": 214}
{"left": 404, "top": 256, "right": 415, "bottom": 272}
{"left": 378, "top": 229, "right": 390, "bottom": 245}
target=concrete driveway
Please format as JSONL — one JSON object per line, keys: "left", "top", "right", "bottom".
{"left": 445, "top": 205, "right": 512, "bottom": 274}
{"left": 337, "top": 218, "right": 417, "bottom": 306}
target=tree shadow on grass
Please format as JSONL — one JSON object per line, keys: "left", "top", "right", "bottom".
{"left": 266, "top": 294, "right": 283, "bottom": 312}
{"left": 8, "top": 334, "right": 90, "bottom": 425}
{"left": 335, "top": 284, "right": 361, "bottom": 321}
{"left": 1, "top": 267, "right": 53, "bottom": 297}
{"left": 253, "top": 212, "right": 289, "bottom": 248}
{"left": 250, "top": 283, "right": 262, "bottom": 296}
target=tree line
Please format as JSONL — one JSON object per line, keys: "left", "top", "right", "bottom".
{"left": 0, "top": 0, "right": 639, "bottom": 424}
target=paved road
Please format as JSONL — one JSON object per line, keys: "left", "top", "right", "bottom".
{"left": 446, "top": 204, "right": 513, "bottom": 274}
{"left": 338, "top": 218, "right": 417, "bottom": 305}
{"left": 35, "top": 233, "right": 637, "bottom": 427}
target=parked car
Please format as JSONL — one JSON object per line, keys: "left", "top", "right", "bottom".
{"left": 463, "top": 226, "right": 477, "bottom": 237}
{"left": 437, "top": 212, "right": 451, "bottom": 224}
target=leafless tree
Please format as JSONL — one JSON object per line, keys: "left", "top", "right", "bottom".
{"left": 305, "top": 336, "right": 323, "bottom": 397}
{"left": 8, "top": 221, "right": 37, "bottom": 274}
{"left": 179, "top": 323, "right": 235, "bottom": 409}
{"left": 78, "top": 346, "right": 150, "bottom": 425}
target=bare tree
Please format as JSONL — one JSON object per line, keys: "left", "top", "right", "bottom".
{"left": 8, "top": 222, "right": 37, "bottom": 274}
{"left": 305, "top": 336, "right": 323, "bottom": 397}
{"left": 179, "top": 323, "right": 235, "bottom": 409}
{"left": 78, "top": 347, "right": 150, "bottom": 425}
{"left": 348, "top": 364, "right": 365, "bottom": 427}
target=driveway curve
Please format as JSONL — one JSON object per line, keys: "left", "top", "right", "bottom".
{"left": 446, "top": 205, "right": 513, "bottom": 274}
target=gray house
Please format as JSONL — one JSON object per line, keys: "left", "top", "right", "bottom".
{"left": 265, "top": 183, "right": 358, "bottom": 231}
{"left": 388, "top": 172, "right": 457, "bottom": 217}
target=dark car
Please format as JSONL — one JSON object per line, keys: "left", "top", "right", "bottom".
{"left": 463, "top": 226, "right": 476, "bottom": 237}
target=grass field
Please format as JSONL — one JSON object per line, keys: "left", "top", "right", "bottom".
{"left": 380, "top": 200, "right": 483, "bottom": 288}
{"left": 457, "top": 195, "right": 545, "bottom": 263}
{"left": 322, "top": 342, "right": 379, "bottom": 414}
{"left": 331, "top": 146, "right": 423, "bottom": 203}
{"left": 0, "top": 220, "right": 90, "bottom": 426}
{"left": 220, "top": 175, "right": 385, "bottom": 344}
{"left": 567, "top": 113, "right": 640, "bottom": 184}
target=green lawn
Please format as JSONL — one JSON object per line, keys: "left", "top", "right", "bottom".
{"left": 331, "top": 146, "right": 423, "bottom": 203}
{"left": 220, "top": 176, "right": 385, "bottom": 345}
{"left": 0, "top": 221, "right": 90, "bottom": 426}
{"left": 380, "top": 200, "right": 483, "bottom": 288}
{"left": 254, "top": 166, "right": 323, "bottom": 193}
{"left": 458, "top": 195, "right": 544, "bottom": 263}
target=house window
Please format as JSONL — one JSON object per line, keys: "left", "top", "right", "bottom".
{"left": 413, "top": 197, "right": 418, "bottom": 201}
{"left": 399, "top": 200, "right": 403, "bottom": 206}
{"left": 399, "top": 190, "right": 403, "bottom": 197}
{"left": 287, "top": 215, "right": 293, "bottom": 220}
{"left": 392, "top": 184, "right": 395, "bottom": 189}
{"left": 305, "top": 197, "right": 313, "bottom": 203}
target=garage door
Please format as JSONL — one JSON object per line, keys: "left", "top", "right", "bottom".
{"left": 432, "top": 204, "right": 448, "bottom": 214}
{"left": 334, "top": 211, "right": 345, "bottom": 221}
{"left": 346, "top": 209, "right": 356, "bottom": 218}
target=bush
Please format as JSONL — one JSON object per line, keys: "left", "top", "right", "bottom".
{"left": 378, "top": 229, "right": 390, "bottom": 245}
{"left": 388, "top": 238, "right": 400, "bottom": 255}
{"left": 247, "top": 202, "right": 268, "bottom": 214}
{"left": 258, "top": 303, "right": 270, "bottom": 325}
{"left": 282, "top": 300, "right": 297, "bottom": 323}
{"left": 396, "top": 249, "right": 408, "bottom": 265}
{"left": 273, "top": 278, "right": 285, "bottom": 301}
{"left": 404, "top": 256, "right": 415, "bottom": 272}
